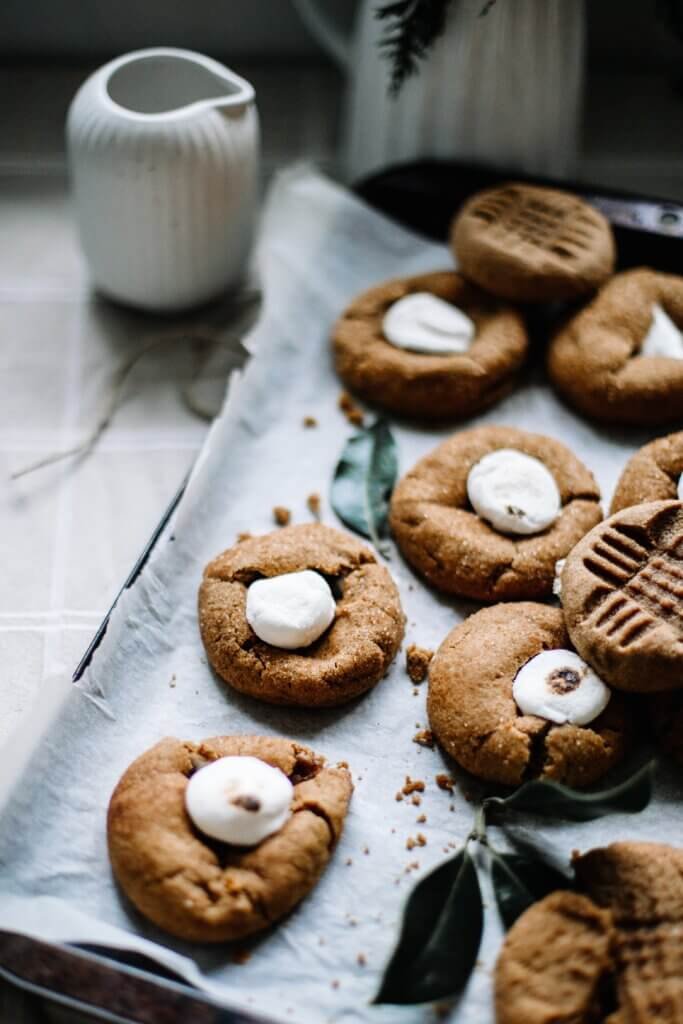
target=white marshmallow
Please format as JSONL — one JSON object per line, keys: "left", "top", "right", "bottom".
{"left": 513, "top": 649, "right": 611, "bottom": 726}
{"left": 246, "top": 569, "right": 335, "bottom": 650}
{"left": 640, "top": 303, "right": 683, "bottom": 359}
{"left": 185, "top": 755, "right": 293, "bottom": 846}
{"left": 382, "top": 292, "right": 475, "bottom": 355}
{"left": 466, "top": 449, "right": 561, "bottom": 536}
{"left": 678, "top": 473, "right": 683, "bottom": 501}
{"left": 552, "top": 558, "right": 566, "bottom": 600}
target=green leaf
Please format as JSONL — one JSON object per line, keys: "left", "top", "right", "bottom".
{"left": 490, "top": 850, "right": 572, "bottom": 930}
{"left": 374, "top": 847, "right": 483, "bottom": 1005}
{"left": 484, "top": 760, "right": 655, "bottom": 823}
{"left": 330, "top": 418, "right": 398, "bottom": 554}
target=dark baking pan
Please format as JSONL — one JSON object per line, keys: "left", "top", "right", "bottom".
{"left": 5, "top": 159, "right": 681, "bottom": 1024}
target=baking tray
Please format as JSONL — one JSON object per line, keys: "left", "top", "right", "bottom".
{"left": 6, "top": 159, "right": 683, "bottom": 1024}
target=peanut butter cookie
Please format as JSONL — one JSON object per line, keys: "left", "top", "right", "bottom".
{"left": 427, "top": 603, "right": 629, "bottom": 788}
{"left": 198, "top": 523, "right": 405, "bottom": 707}
{"left": 561, "top": 500, "right": 683, "bottom": 692}
{"left": 332, "top": 271, "right": 527, "bottom": 421}
{"left": 452, "top": 183, "right": 615, "bottom": 303}
{"left": 611, "top": 431, "right": 683, "bottom": 513}
{"left": 107, "top": 735, "right": 352, "bottom": 942}
{"left": 548, "top": 269, "right": 683, "bottom": 424}
{"left": 390, "top": 425, "right": 602, "bottom": 601}
{"left": 496, "top": 842, "right": 683, "bottom": 1023}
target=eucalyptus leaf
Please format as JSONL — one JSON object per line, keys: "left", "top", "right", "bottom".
{"left": 374, "top": 847, "right": 483, "bottom": 1005}
{"left": 484, "top": 760, "right": 655, "bottom": 823}
{"left": 330, "top": 418, "right": 397, "bottom": 554}
{"left": 490, "top": 849, "right": 573, "bottom": 929}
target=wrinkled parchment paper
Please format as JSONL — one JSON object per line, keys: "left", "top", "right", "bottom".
{"left": 1, "top": 168, "right": 682, "bottom": 1024}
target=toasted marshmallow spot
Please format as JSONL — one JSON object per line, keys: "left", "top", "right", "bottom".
{"left": 466, "top": 449, "right": 561, "bottom": 536}
{"left": 185, "top": 755, "right": 293, "bottom": 846}
{"left": 513, "top": 649, "right": 611, "bottom": 726}
{"left": 246, "top": 569, "right": 335, "bottom": 650}
{"left": 641, "top": 303, "right": 683, "bottom": 359}
{"left": 382, "top": 292, "right": 475, "bottom": 355}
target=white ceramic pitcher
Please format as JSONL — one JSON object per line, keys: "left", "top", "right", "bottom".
{"left": 67, "top": 48, "right": 259, "bottom": 313}
{"left": 293, "top": 0, "right": 585, "bottom": 182}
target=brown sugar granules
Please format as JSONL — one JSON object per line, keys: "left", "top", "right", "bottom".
{"left": 273, "top": 506, "right": 291, "bottom": 526}
{"left": 303, "top": 415, "right": 317, "bottom": 428}
{"left": 413, "top": 728, "right": 434, "bottom": 748}
{"left": 307, "top": 492, "right": 321, "bottom": 520}
{"left": 436, "top": 773, "right": 456, "bottom": 792}
{"left": 402, "top": 776, "right": 425, "bottom": 796}
{"left": 338, "top": 390, "right": 364, "bottom": 427}
{"left": 406, "top": 644, "right": 434, "bottom": 683}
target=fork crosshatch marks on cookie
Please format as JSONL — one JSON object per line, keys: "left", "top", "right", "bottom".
{"left": 563, "top": 502, "right": 683, "bottom": 692}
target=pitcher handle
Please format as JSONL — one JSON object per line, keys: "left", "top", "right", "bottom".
{"left": 291, "top": 0, "right": 353, "bottom": 71}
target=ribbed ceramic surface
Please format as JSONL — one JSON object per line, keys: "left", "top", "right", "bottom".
{"left": 67, "top": 52, "right": 259, "bottom": 312}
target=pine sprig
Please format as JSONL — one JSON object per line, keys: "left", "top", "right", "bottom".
{"left": 375, "top": 0, "right": 454, "bottom": 95}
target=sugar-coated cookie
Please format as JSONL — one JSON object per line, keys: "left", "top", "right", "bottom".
{"left": 107, "top": 736, "right": 352, "bottom": 942}
{"left": 390, "top": 425, "right": 602, "bottom": 601}
{"left": 427, "top": 603, "right": 629, "bottom": 788}
{"left": 548, "top": 269, "right": 683, "bottom": 424}
{"left": 611, "top": 431, "right": 683, "bottom": 513}
{"left": 561, "top": 500, "right": 683, "bottom": 693}
{"left": 452, "top": 183, "right": 615, "bottom": 303}
{"left": 198, "top": 523, "right": 405, "bottom": 707}
{"left": 332, "top": 271, "right": 527, "bottom": 421}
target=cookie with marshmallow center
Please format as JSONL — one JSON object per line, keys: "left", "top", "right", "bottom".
{"left": 610, "top": 430, "right": 683, "bottom": 514}
{"left": 332, "top": 271, "right": 528, "bottom": 421}
{"left": 198, "top": 523, "right": 405, "bottom": 706}
{"left": 107, "top": 735, "right": 352, "bottom": 942}
{"left": 427, "top": 603, "right": 630, "bottom": 788}
{"left": 390, "top": 425, "right": 602, "bottom": 601}
{"left": 548, "top": 268, "right": 683, "bottom": 425}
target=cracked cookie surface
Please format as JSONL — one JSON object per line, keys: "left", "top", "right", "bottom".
{"left": 611, "top": 431, "right": 683, "bottom": 513}
{"left": 548, "top": 268, "right": 683, "bottom": 425}
{"left": 332, "top": 271, "right": 527, "bottom": 421}
{"left": 107, "top": 735, "right": 353, "bottom": 942}
{"left": 496, "top": 841, "right": 683, "bottom": 1024}
{"left": 427, "top": 603, "right": 629, "bottom": 788}
{"left": 561, "top": 500, "right": 683, "bottom": 692}
{"left": 452, "top": 183, "right": 615, "bottom": 303}
{"left": 198, "top": 523, "right": 405, "bottom": 707}
{"left": 390, "top": 425, "right": 602, "bottom": 601}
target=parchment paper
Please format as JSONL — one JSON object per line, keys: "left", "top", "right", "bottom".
{"left": 1, "top": 167, "right": 682, "bottom": 1024}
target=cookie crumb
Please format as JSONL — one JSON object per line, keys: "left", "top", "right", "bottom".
{"left": 402, "top": 776, "right": 425, "bottom": 795}
{"left": 273, "top": 506, "right": 291, "bottom": 526}
{"left": 416, "top": 832, "right": 427, "bottom": 846}
{"left": 363, "top": 845, "right": 370, "bottom": 855}
{"left": 307, "top": 492, "right": 321, "bottom": 520}
{"left": 338, "top": 390, "right": 364, "bottom": 427}
{"left": 169, "top": 674, "right": 176, "bottom": 688}
{"left": 357, "top": 953, "right": 367, "bottom": 967}
{"left": 236, "top": 530, "right": 252, "bottom": 543}
{"left": 406, "top": 643, "right": 434, "bottom": 683}
{"left": 413, "top": 728, "right": 434, "bottom": 748}
{"left": 331, "top": 980, "right": 339, "bottom": 990}
{"left": 347, "top": 916, "right": 358, "bottom": 927}
{"left": 411, "top": 794, "right": 422, "bottom": 806}
{"left": 303, "top": 415, "right": 317, "bottom": 428}
{"left": 404, "top": 860, "right": 420, "bottom": 873}
{"left": 406, "top": 837, "right": 416, "bottom": 851}
{"left": 436, "top": 773, "right": 455, "bottom": 792}
{"left": 345, "top": 857, "right": 353, "bottom": 866}
{"left": 395, "top": 791, "right": 404, "bottom": 802}
{"left": 231, "top": 948, "right": 251, "bottom": 965}
{"left": 416, "top": 814, "right": 427, "bottom": 823}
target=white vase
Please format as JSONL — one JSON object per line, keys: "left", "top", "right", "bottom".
{"left": 292, "top": 0, "right": 585, "bottom": 182}
{"left": 67, "top": 48, "right": 259, "bottom": 313}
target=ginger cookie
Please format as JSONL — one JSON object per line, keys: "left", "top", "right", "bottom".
{"left": 198, "top": 523, "right": 405, "bottom": 707}
{"left": 427, "top": 603, "right": 629, "bottom": 788}
{"left": 548, "top": 268, "right": 683, "bottom": 424}
{"left": 107, "top": 735, "right": 352, "bottom": 942}
{"left": 611, "top": 431, "right": 683, "bottom": 513}
{"left": 495, "top": 890, "right": 614, "bottom": 1024}
{"left": 332, "top": 271, "right": 527, "bottom": 421}
{"left": 496, "top": 841, "right": 683, "bottom": 1024}
{"left": 390, "top": 425, "right": 602, "bottom": 601}
{"left": 451, "top": 183, "right": 615, "bottom": 303}
{"left": 561, "top": 500, "right": 683, "bottom": 692}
